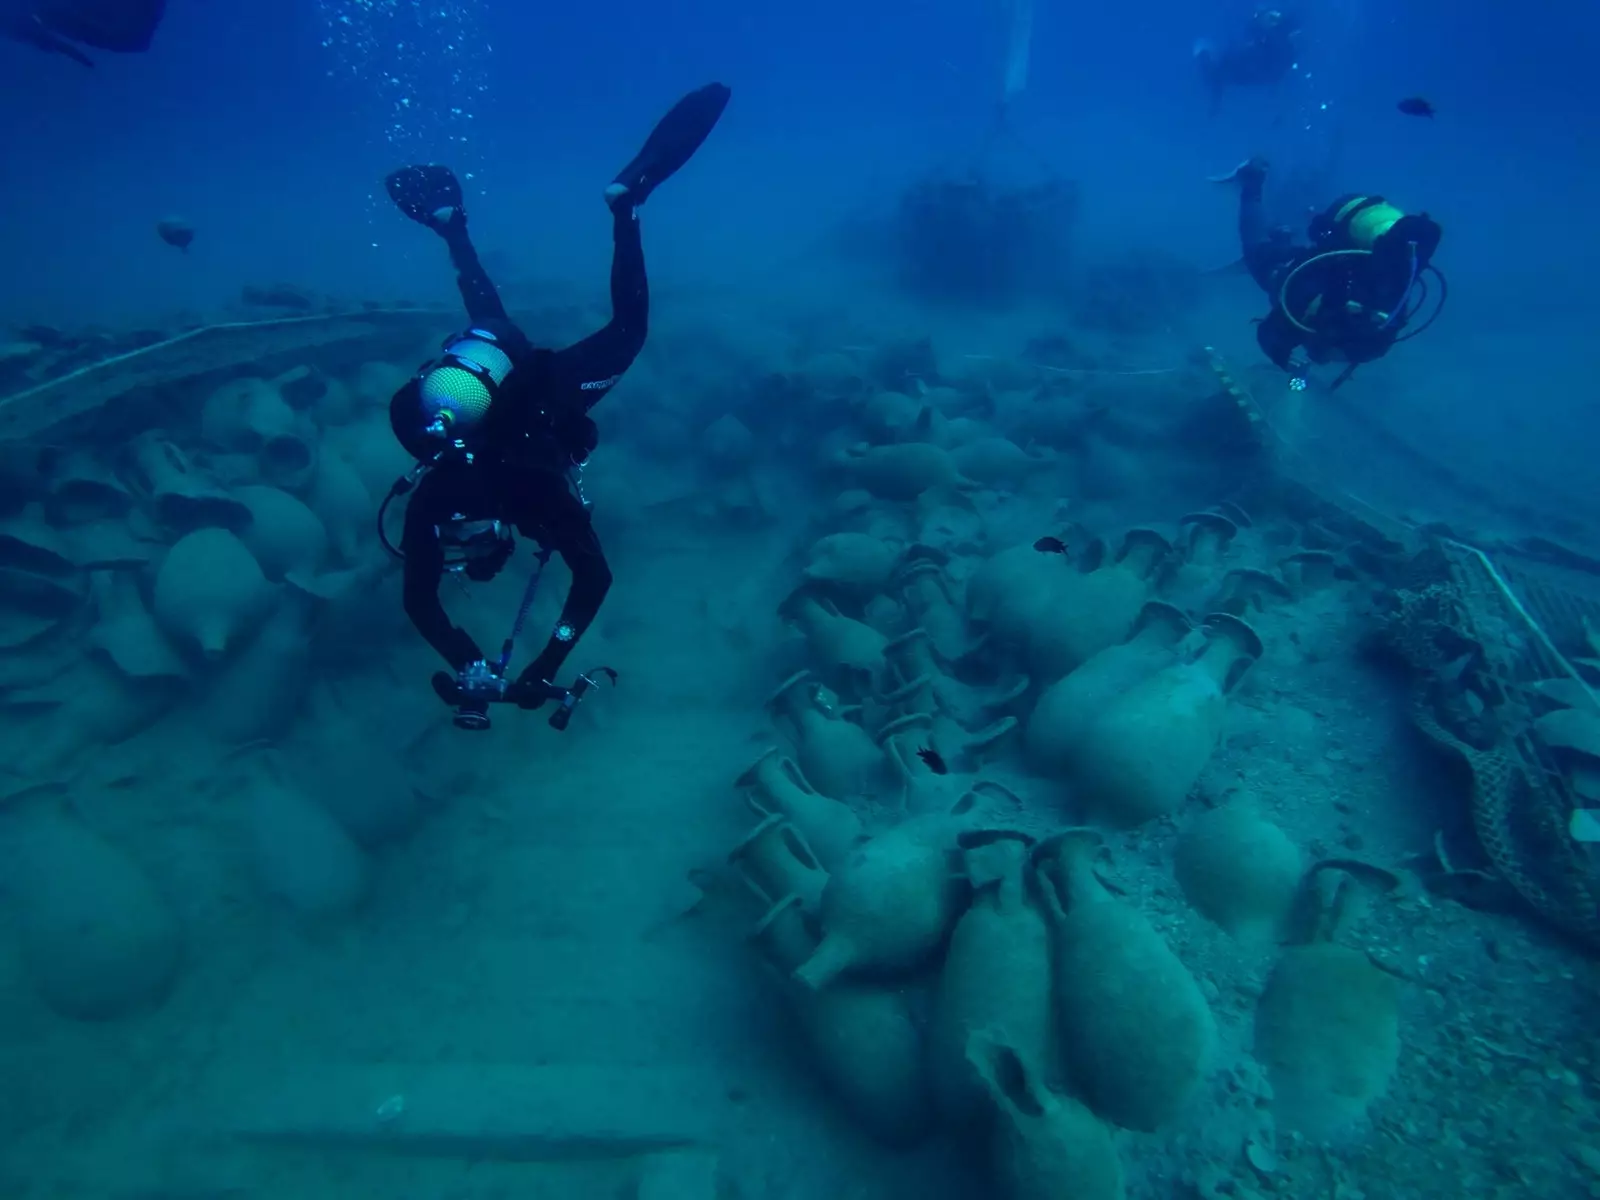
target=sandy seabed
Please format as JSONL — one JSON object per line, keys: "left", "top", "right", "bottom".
{"left": 0, "top": 288, "right": 1597, "bottom": 1200}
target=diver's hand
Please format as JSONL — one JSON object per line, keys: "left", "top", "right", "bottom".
{"left": 506, "top": 675, "right": 555, "bottom": 711}
{"left": 430, "top": 671, "right": 466, "bottom": 708}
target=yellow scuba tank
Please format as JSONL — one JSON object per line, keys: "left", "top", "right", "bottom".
{"left": 1321, "top": 195, "right": 1403, "bottom": 249}
{"left": 1309, "top": 193, "right": 1442, "bottom": 265}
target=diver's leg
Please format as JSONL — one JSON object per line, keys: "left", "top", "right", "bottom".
{"left": 545, "top": 202, "right": 648, "bottom": 402}
{"left": 1236, "top": 169, "right": 1269, "bottom": 252}
{"left": 440, "top": 222, "right": 510, "bottom": 326}
{"left": 385, "top": 164, "right": 509, "bottom": 324}
{"left": 1224, "top": 159, "right": 1276, "bottom": 292}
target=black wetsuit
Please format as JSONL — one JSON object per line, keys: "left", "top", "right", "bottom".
{"left": 1235, "top": 175, "right": 1405, "bottom": 373}
{"left": 1237, "top": 172, "right": 1299, "bottom": 298}
{"left": 399, "top": 205, "right": 646, "bottom": 690}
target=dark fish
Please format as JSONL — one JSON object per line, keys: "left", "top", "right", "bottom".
{"left": 3, "top": 0, "right": 167, "bottom": 65}
{"left": 916, "top": 747, "right": 948, "bottom": 775}
{"left": 1033, "top": 536, "right": 1068, "bottom": 554}
{"left": 1397, "top": 96, "right": 1434, "bottom": 118}
{"left": 155, "top": 217, "right": 193, "bottom": 252}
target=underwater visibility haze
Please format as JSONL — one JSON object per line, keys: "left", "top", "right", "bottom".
{"left": 0, "top": 0, "right": 1598, "bottom": 1196}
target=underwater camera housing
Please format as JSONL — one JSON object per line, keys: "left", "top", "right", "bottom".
{"left": 441, "top": 664, "right": 618, "bottom": 732}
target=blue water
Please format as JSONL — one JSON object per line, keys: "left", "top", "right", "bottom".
{"left": 1, "top": 2, "right": 1598, "bottom": 1196}
{"left": 3, "top": 0, "right": 1592, "bottom": 322}
{"left": 5, "top": 0, "right": 1596, "bottom": 499}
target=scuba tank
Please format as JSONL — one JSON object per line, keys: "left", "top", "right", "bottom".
{"left": 1310, "top": 194, "right": 1442, "bottom": 267}
{"left": 1275, "top": 194, "right": 1448, "bottom": 378}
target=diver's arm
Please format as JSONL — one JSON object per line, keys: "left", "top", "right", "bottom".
{"left": 515, "top": 501, "right": 613, "bottom": 691}
{"left": 1255, "top": 309, "right": 1302, "bottom": 371}
{"left": 438, "top": 216, "right": 509, "bottom": 326}
{"left": 400, "top": 480, "right": 485, "bottom": 670}
{"left": 543, "top": 203, "right": 648, "bottom": 408}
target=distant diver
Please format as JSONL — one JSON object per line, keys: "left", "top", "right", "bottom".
{"left": 1210, "top": 156, "right": 1446, "bottom": 389}
{"left": 1, "top": 0, "right": 166, "bottom": 66}
{"left": 1193, "top": 8, "right": 1301, "bottom": 114}
{"left": 377, "top": 83, "right": 730, "bottom": 732}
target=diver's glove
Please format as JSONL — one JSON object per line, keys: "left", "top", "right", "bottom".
{"left": 431, "top": 660, "right": 506, "bottom": 707}
{"left": 508, "top": 653, "right": 566, "bottom": 710}
{"left": 433, "top": 660, "right": 509, "bottom": 731}
{"left": 515, "top": 646, "right": 565, "bottom": 702}
{"left": 506, "top": 675, "right": 557, "bottom": 711}
{"left": 430, "top": 671, "right": 464, "bottom": 708}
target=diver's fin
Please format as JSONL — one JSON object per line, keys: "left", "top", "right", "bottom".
{"left": 610, "top": 82, "right": 731, "bottom": 206}
{"left": 384, "top": 164, "right": 464, "bottom": 226}
{"left": 5, "top": 16, "right": 94, "bottom": 65}
{"left": 34, "top": 0, "right": 166, "bottom": 53}
{"left": 1206, "top": 156, "right": 1268, "bottom": 185}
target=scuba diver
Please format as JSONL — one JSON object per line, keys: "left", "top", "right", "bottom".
{"left": 1210, "top": 156, "right": 1445, "bottom": 389}
{"left": 1194, "top": 8, "right": 1302, "bottom": 114}
{"left": 378, "top": 82, "right": 731, "bottom": 731}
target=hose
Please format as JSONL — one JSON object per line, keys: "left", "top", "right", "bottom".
{"left": 1278, "top": 247, "right": 1446, "bottom": 342}
{"left": 1378, "top": 242, "right": 1419, "bottom": 331}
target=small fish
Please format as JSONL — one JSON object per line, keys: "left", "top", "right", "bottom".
{"left": 916, "top": 747, "right": 949, "bottom": 775}
{"left": 1397, "top": 96, "right": 1434, "bottom": 118}
{"left": 1033, "top": 536, "right": 1068, "bottom": 554}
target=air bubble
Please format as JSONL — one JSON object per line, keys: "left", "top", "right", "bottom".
{"left": 316, "top": 0, "right": 492, "bottom": 196}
